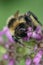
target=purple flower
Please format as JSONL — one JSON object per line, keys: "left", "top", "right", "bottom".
{"left": 8, "top": 59, "right": 15, "bottom": 65}
{"left": 34, "top": 45, "right": 37, "bottom": 51}
{"left": 3, "top": 54, "right": 8, "bottom": 60}
{"left": 22, "top": 36, "right": 29, "bottom": 41}
{"left": 34, "top": 63, "right": 40, "bottom": 65}
{"left": 27, "top": 26, "right": 43, "bottom": 40}
{"left": 27, "top": 32, "right": 32, "bottom": 38}
{"left": 0, "top": 26, "right": 8, "bottom": 36}
{"left": 5, "top": 30, "right": 14, "bottom": 43}
{"left": 25, "top": 58, "right": 31, "bottom": 65}
{"left": 22, "top": 27, "right": 33, "bottom": 41}
{"left": 0, "top": 26, "right": 14, "bottom": 43}
{"left": 22, "top": 32, "right": 32, "bottom": 41}
{"left": 33, "top": 50, "right": 42, "bottom": 64}
{"left": 35, "top": 26, "right": 42, "bottom": 34}
{"left": 32, "top": 31, "right": 42, "bottom": 40}
{"left": 27, "top": 27, "right": 33, "bottom": 32}
{"left": 5, "top": 43, "right": 10, "bottom": 48}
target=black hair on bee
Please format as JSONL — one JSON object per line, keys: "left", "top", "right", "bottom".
{"left": 8, "top": 18, "right": 16, "bottom": 28}
{"left": 7, "top": 11, "right": 19, "bottom": 28}
{"left": 24, "top": 11, "right": 42, "bottom": 30}
{"left": 15, "top": 23, "right": 27, "bottom": 38}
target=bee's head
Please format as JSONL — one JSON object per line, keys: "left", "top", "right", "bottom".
{"left": 15, "top": 16, "right": 27, "bottom": 38}
{"left": 15, "top": 23, "right": 27, "bottom": 38}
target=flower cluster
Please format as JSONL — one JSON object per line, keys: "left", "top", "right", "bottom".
{"left": 0, "top": 26, "right": 43, "bottom": 65}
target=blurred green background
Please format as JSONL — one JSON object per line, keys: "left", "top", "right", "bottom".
{"left": 0, "top": 0, "right": 43, "bottom": 30}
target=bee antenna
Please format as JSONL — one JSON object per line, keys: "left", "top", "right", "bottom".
{"left": 14, "top": 10, "right": 19, "bottom": 18}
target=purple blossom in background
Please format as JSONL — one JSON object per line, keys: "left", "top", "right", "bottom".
{"left": 33, "top": 45, "right": 37, "bottom": 53}
{"left": 5, "top": 42, "right": 10, "bottom": 48}
{"left": 0, "top": 26, "right": 14, "bottom": 43}
{"left": 3, "top": 54, "right": 8, "bottom": 60}
{"left": 33, "top": 50, "right": 43, "bottom": 64}
{"left": 25, "top": 58, "right": 31, "bottom": 65}
{"left": 8, "top": 59, "right": 15, "bottom": 65}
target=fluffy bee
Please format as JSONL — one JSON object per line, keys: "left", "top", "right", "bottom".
{"left": 7, "top": 11, "right": 42, "bottom": 36}
{"left": 7, "top": 11, "right": 42, "bottom": 45}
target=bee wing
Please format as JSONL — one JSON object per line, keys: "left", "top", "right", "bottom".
{"left": 25, "top": 11, "right": 42, "bottom": 27}
{"left": 30, "top": 15, "right": 40, "bottom": 26}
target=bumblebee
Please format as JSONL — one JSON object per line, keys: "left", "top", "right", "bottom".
{"left": 7, "top": 11, "right": 42, "bottom": 44}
